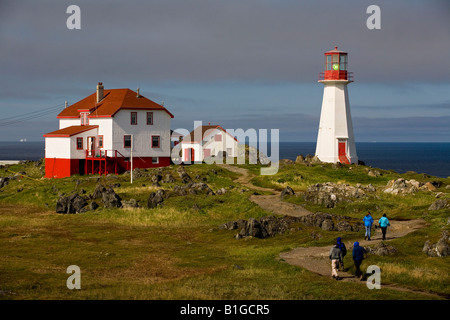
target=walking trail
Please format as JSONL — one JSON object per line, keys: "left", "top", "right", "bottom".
{"left": 220, "top": 164, "right": 443, "bottom": 299}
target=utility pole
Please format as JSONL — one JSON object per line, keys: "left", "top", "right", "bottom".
{"left": 130, "top": 134, "right": 133, "bottom": 184}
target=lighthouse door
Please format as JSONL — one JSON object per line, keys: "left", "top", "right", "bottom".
{"left": 338, "top": 140, "right": 350, "bottom": 164}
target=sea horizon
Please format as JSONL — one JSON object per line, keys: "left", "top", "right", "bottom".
{"left": 0, "top": 141, "right": 449, "bottom": 178}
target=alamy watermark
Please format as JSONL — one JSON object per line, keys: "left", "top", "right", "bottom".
{"left": 366, "top": 265, "right": 381, "bottom": 289}
{"left": 170, "top": 121, "right": 280, "bottom": 175}
{"left": 366, "top": 5, "right": 381, "bottom": 30}
{"left": 66, "top": 265, "right": 81, "bottom": 289}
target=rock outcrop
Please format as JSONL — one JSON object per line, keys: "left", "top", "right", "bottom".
{"left": 56, "top": 193, "right": 88, "bottom": 214}
{"left": 303, "top": 182, "right": 372, "bottom": 208}
{"left": 221, "top": 213, "right": 363, "bottom": 239}
{"left": 384, "top": 178, "right": 442, "bottom": 195}
{"left": 428, "top": 199, "right": 449, "bottom": 211}
{"left": 423, "top": 231, "right": 450, "bottom": 257}
{"left": 366, "top": 242, "right": 397, "bottom": 256}
{"left": 280, "top": 186, "right": 295, "bottom": 199}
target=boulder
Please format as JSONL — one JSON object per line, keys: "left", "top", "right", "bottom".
{"left": 56, "top": 193, "right": 88, "bottom": 214}
{"left": 428, "top": 199, "right": 448, "bottom": 211}
{"left": 423, "top": 231, "right": 450, "bottom": 257}
{"left": 147, "top": 190, "right": 165, "bottom": 208}
{"left": 423, "top": 182, "right": 436, "bottom": 191}
{"left": 280, "top": 186, "right": 295, "bottom": 199}
{"left": 295, "top": 155, "right": 305, "bottom": 164}
{"left": 367, "top": 242, "right": 397, "bottom": 256}
{"left": 436, "top": 231, "right": 450, "bottom": 257}
{"left": 102, "top": 187, "right": 122, "bottom": 208}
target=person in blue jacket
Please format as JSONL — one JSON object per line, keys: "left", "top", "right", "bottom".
{"left": 363, "top": 212, "right": 374, "bottom": 240}
{"left": 352, "top": 241, "right": 367, "bottom": 280}
{"left": 378, "top": 213, "right": 391, "bottom": 240}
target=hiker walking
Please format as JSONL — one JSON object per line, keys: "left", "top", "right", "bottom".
{"left": 329, "top": 243, "right": 343, "bottom": 280}
{"left": 363, "top": 212, "right": 374, "bottom": 240}
{"left": 378, "top": 213, "right": 391, "bottom": 241}
{"left": 336, "top": 237, "right": 347, "bottom": 271}
{"left": 352, "top": 241, "right": 367, "bottom": 280}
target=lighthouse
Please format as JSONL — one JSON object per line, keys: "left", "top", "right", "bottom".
{"left": 315, "top": 46, "right": 358, "bottom": 164}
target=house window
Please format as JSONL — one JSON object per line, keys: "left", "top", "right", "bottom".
{"left": 76, "top": 137, "right": 83, "bottom": 150}
{"left": 152, "top": 135, "right": 160, "bottom": 148}
{"left": 131, "top": 112, "right": 137, "bottom": 125}
{"left": 124, "top": 135, "right": 132, "bottom": 148}
{"left": 147, "top": 112, "right": 153, "bottom": 125}
{"left": 214, "top": 134, "right": 222, "bottom": 142}
{"left": 98, "top": 135, "right": 104, "bottom": 148}
{"left": 80, "top": 112, "right": 89, "bottom": 126}
{"left": 152, "top": 157, "right": 159, "bottom": 164}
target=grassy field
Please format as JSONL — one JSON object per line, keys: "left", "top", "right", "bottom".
{"left": 0, "top": 160, "right": 449, "bottom": 300}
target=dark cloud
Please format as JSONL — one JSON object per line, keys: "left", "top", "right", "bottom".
{"left": 0, "top": 0, "right": 449, "bottom": 142}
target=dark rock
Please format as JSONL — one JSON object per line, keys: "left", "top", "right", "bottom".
{"left": 147, "top": 190, "right": 165, "bottom": 208}
{"left": 280, "top": 186, "right": 295, "bottom": 199}
{"left": 92, "top": 184, "right": 107, "bottom": 199}
{"left": 89, "top": 201, "right": 99, "bottom": 211}
{"left": 0, "top": 177, "right": 9, "bottom": 188}
{"left": 102, "top": 187, "right": 122, "bottom": 208}
{"left": 71, "top": 194, "right": 88, "bottom": 213}
{"left": 56, "top": 196, "right": 71, "bottom": 214}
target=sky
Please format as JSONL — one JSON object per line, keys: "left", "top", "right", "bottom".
{"left": 0, "top": 0, "right": 449, "bottom": 142}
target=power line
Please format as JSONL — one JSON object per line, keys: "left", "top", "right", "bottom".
{"left": 0, "top": 103, "right": 65, "bottom": 126}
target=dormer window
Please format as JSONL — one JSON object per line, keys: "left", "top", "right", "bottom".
{"left": 80, "top": 112, "right": 89, "bottom": 125}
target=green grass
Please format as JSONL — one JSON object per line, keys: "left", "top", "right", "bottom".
{"left": 0, "top": 160, "right": 448, "bottom": 300}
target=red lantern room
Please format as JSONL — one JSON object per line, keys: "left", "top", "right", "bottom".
{"left": 319, "top": 46, "right": 353, "bottom": 82}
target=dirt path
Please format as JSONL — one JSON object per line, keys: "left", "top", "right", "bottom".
{"left": 221, "top": 164, "right": 444, "bottom": 299}
{"left": 221, "top": 164, "right": 312, "bottom": 218}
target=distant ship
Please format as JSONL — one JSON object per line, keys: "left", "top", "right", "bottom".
{"left": 19, "top": 138, "right": 27, "bottom": 142}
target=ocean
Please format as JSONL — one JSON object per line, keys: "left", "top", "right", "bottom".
{"left": 0, "top": 141, "right": 449, "bottom": 178}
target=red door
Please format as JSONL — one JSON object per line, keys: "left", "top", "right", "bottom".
{"left": 338, "top": 142, "right": 350, "bottom": 164}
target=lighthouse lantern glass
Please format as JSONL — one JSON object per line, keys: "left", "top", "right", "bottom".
{"left": 326, "top": 56, "right": 332, "bottom": 70}
{"left": 340, "top": 55, "right": 347, "bottom": 70}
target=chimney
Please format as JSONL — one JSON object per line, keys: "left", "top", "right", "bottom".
{"left": 96, "top": 82, "right": 104, "bottom": 103}
{"left": 136, "top": 88, "right": 140, "bottom": 97}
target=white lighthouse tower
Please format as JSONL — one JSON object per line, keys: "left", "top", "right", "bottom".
{"left": 315, "top": 46, "right": 358, "bottom": 164}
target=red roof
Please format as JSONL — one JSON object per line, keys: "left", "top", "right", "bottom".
{"left": 57, "top": 88, "right": 174, "bottom": 119}
{"left": 182, "top": 125, "right": 239, "bottom": 143}
{"left": 44, "top": 125, "right": 98, "bottom": 137}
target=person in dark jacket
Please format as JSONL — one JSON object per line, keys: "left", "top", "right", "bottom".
{"left": 336, "top": 237, "right": 347, "bottom": 271}
{"left": 352, "top": 241, "right": 367, "bottom": 280}
{"left": 329, "top": 244, "right": 343, "bottom": 280}
{"left": 378, "top": 213, "right": 391, "bottom": 240}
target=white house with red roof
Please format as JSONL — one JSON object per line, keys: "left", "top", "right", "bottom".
{"left": 180, "top": 125, "right": 239, "bottom": 163}
{"left": 44, "top": 82, "right": 174, "bottom": 178}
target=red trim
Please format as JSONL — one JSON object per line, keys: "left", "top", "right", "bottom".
{"left": 147, "top": 112, "right": 153, "bottom": 125}
{"left": 76, "top": 137, "right": 83, "bottom": 150}
{"left": 151, "top": 135, "right": 160, "bottom": 148}
{"left": 131, "top": 112, "right": 137, "bottom": 125}
{"left": 124, "top": 135, "right": 132, "bottom": 148}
